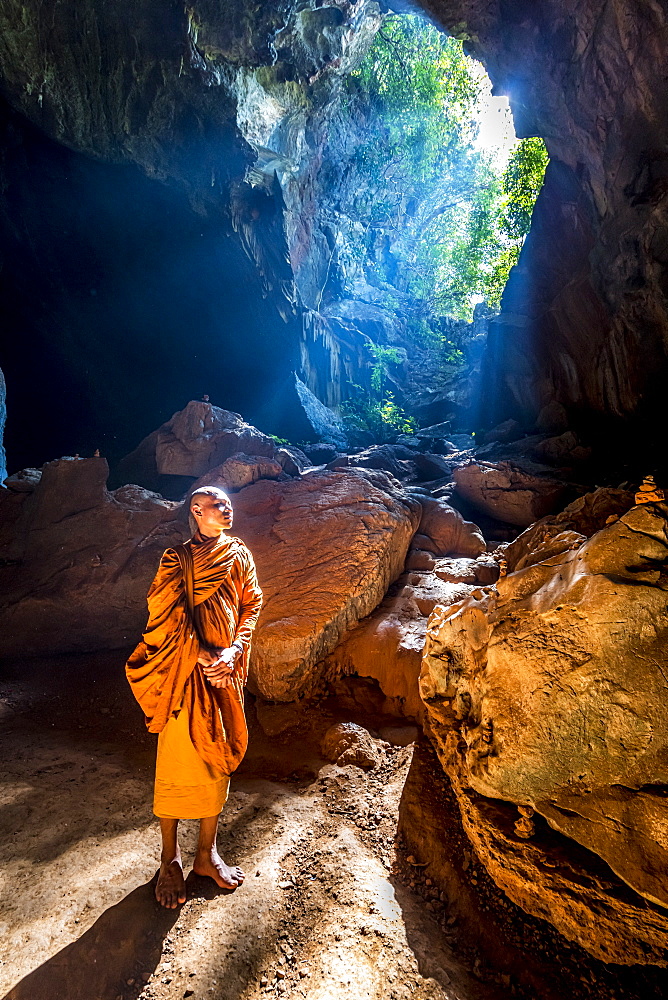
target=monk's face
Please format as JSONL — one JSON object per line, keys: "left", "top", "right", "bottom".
{"left": 190, "top": 491, "right": 233, "bottom": 537}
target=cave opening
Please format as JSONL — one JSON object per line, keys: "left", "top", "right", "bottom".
{"left": 2, "top": 2, "right": 668, "bottom": 998}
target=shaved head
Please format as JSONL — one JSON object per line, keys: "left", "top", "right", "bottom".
{"left": 189, "top": 486, "right": 231, "bottom": 511}
{"left": 189, "top": 486, "right": 233, "bottom": 538}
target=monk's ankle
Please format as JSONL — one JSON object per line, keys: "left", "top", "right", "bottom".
{"left": 161, "top": 852, "right": 182, "bottom": 866}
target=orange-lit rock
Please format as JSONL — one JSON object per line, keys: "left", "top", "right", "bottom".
{"left": 420, "top": 503, "right": 668, "bottom": 959}
{"left": 453, "top": 460, "right": 569, "bottom": 528}
{"left": 321, "top": 722, "right": 383, "bottom": 769}
{"left": 414, "top": 495, "right": 485, "bottom": 558}
{"left": 0, "top": 457, "right": 185, "bottom": 656}
{"left": 117, "top": 400, "right": 277, "bottom": 487}
{"left": 229, "top": 469, "right": 422, "bottom": 701}
{"left": 192, "top": 452, "right": 284, "bottom": 493}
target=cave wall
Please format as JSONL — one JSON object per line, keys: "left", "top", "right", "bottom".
{"left": 417, "top": 0, "right": 668, "bottom": 467}
{"left": 2, "top": 0, "right": 668, "bottom": 471}
{"left": 0, "top": 0, "right": 387, "bottom": 470}
{"left": 0, "top": 97, "right": 301, "bottom": 470}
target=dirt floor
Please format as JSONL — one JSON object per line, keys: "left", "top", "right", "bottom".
{"left": 0, "top": 652, "right": 506, "bottom": 1000}
{"left": 1, "top": 653, "right": 667, "bottom": 1000}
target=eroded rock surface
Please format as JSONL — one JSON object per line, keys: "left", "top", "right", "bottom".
{"left": 321, "top": 722, "right": 383, "bottom": 769}
{"left": 118, "top": 401, "right": 278, "bottom": 487}
{"left": 501, "top": 486, "right": 635, "bottom": 572}
{"left": 453, "top": 460, "right": 570, "bottom": 528}
{"left": 413, "top": 495, "right": 485, "bottom": 558}
{"left": 0, "top": 458, "right": 185, "bottom": 656}
{"left": 192, "top": 453, "right": 284, "bottom": 493}
{"left": 229, "top": 468, "right": 421, "bottom": 701}
{"left": 420, "top": 502, "right": 668, "bottom": 960}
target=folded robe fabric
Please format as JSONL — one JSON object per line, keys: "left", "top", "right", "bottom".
{"left": 126, "top": 532, "right": 263, "bottom": 776}
{"left": 153, "top": 705, "right": 230, "bottom": 819}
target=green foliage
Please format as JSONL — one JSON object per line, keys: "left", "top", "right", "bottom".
{"left": 500, "top": 137, "right": 550, "bottom": 240}
{"left": 344, "top": 14, "right": 548, "bottom": 325}
{"left": 482, "top": 137, "right": 549, "bottom": 307}
{"left": 340, "top": 344, "right": 416, "bottom": 442}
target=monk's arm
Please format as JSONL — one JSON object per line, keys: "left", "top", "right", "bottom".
{"left": 232, "top": 549, "right": 263, "bottom": 652}
{"left": 200, "top": 550, "right": 262, "bottom": 688}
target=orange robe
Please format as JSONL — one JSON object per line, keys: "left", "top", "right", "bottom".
{"left": 126, "top": 532, "right": 263, "bottom": 818}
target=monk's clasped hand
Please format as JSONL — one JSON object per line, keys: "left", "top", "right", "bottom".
{"left": 200, "top": 645, "right": 241, "bottom": 688}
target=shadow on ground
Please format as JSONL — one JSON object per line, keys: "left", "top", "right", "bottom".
{"left": 3, "top": 877, "right": 177, "bottom": 1000}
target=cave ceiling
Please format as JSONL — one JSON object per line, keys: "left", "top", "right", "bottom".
{"left": 0, "top": 1, "right": 667, "bottom": 473}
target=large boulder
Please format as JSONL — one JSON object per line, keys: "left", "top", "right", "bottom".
{"left": 502, "top": 486, "right": 635, "bottom": 573}
{"left": 191, "top": 453, "right": 284, "bottom": 493}
{"left": 0, "top": 458, "right": 185, "bottom": 656}
{"left": 228, "top": 468, "right": 421, "bottom": 701}
{"left": 453, "top": 459, "right": 570, "bottom": 527}
{"left": 327, "top": 444, "right": 408, "bottom": 479}
{"left": 413, "top": 496, "right": 485, "bottom": 558}
{"left": 420, "top": 502, "right": 668, "bottom": 960}
{"left": 116, "top": 400, "right": 278, "bottom": 487}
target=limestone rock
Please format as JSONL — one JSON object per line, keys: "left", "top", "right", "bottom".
{"left": 156, "top": 401, "right": 277, "bottom": 478}
{"left": 411, "top": 453, "right": 453, "bottom": 481}
{"left": 432, "top": 553, "right": 504, "bottom": 588}
{"left": 117, "top": 400, "right": 278, "bottom": 486}
{"left": 328, "top": 444, "right": 408, "bottom": 480}
{"left": 453, "top": 460, "right": 569, "bottom": 528}
{"left": 230, "top": 469, "right": 421, "bottom": 701}
{"left": 483, "top": 419, "right": 522, "bottom": 444}
{"left": 530, "top": 431, "right": 591, "bottom": 467}
{"left": 321, "top": 722, "right": 382, "bottom": 769}
{"left": 420, "top": 503, "right": 668, "bottom": 950}
{"left": 503, "top": 487, "right": 635, "bottom": 573}
{"left": 503, "top": 524, "right": 586, "bottom": 574}
{"left": 321, "top": 578, "right": 427, "bottom": 721}
{"left": 266, "top": 373, "right": 347, "bottom": 451}
{"left": 275, "top": 445, "right": 309, "bottom": 476}
{"left": 192, "top": 453, "right": 284, "bottom": 493}
{"left": 321, "top": 567, "right": 478, "bottom": 720}
{"left": 404, "top": 548, "right": 436, "bottom": 571}
{"left": 433, "top": 557, "right": 477, "bottom": 584}
{"left": 0, "top": 458, "right": 185, "bottom": 656}
{"left": 554, "top": 486, "right": 636, "bottom": 537}
{"left": 415, "top": 496, "right": 485, "bottom": 558}
{"left": 399, "top": 740, "right": 668, "bottom": 970}
{"left": 303, "top": 442, "right": 338, "bottom": 465}
{"left": 4, "top": 467, "right": 42, "bottom": 492}
{"left": 447, "top": 434, "right": 476, "bottom": 451}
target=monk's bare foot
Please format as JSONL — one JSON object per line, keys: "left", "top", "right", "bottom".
{"left": 193, "top": 849, "right": 245, "bottom": 889}
{"left": 156, "top": 857, "right": 186, "bottom": 909}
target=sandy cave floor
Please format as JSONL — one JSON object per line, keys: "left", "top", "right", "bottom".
{"left": 0, "top": 655, "right": 505, "bottom": 1000}
{"left": 2, "top": 654, "right": 667, "bottom": 1000}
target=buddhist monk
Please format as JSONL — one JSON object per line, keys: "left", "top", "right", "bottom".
{"left": 126, "top": 486, "right": 263, "bottom": 908}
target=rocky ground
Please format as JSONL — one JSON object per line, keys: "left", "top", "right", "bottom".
{"left": 1, "top": 655, "right": 667, "bottom": 1000}
{"left": 0, "top": 657, "right": 497, "bottom": 1000}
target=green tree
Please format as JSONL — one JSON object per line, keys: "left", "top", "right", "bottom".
{"left": 340, "top": 344, "right": 416, "bottom": 442}
{"left": 341, "top": 15, "right": 548, "bottom": 324}
{"left": 483, "top": 137, "right": 549, "bottom": 307}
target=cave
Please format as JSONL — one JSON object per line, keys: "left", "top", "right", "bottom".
{"left": 1, "top": 3, "right": 668, "bottom": 999}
